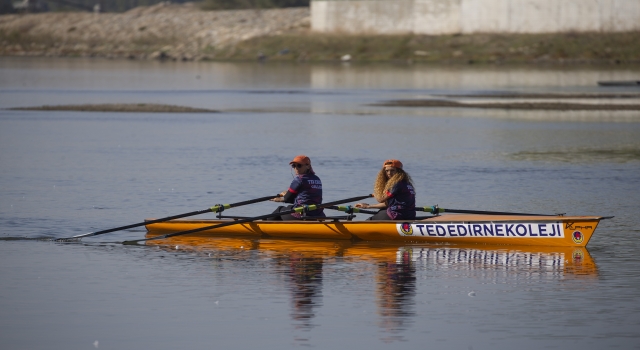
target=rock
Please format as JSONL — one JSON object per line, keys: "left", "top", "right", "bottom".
{"left": 149, "top": 51, "right": 168, "bottom": 60}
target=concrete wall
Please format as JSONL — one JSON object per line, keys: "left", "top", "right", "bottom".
{"left": 311, "top": 0, "right": 640, "bottom": 34}
{"left": 312, "top": 0, "right": 416, "bottom": 34}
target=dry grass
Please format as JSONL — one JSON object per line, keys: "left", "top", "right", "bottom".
{"left": 219, "top": 32, "right": 640, "bottom": 64}
{"left": 2, "top": 26, "right": 640, "bottom": 64}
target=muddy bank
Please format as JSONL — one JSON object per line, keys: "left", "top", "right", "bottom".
{"left": 443, "top": 93, "right": 640, "bottom": 99}
{"left": 374, "top": 93, "right": 640, "bottom": 111}
{"left": 10, "top": 92, "right": 640, "bottom": 113}
{"left": 375, "top": 100, "right": 640, "bottom": 111}
{"left": 0, "top": 3, "right": 309, "bottom": 61}
{"left": 1, "top": 4, "right": 640, "bottom": 64}
{"left": 11, "top": 103, "right": 218, "bottom": 113}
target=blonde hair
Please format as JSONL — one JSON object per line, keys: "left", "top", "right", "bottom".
{"left": 373, "top": 168, "right": 413, "bottom": 203}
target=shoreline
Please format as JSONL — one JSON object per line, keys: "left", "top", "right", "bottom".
{"left": 373, "top": 92, "right": 640, "bottom": 111}
{"left": 10, "top": 104, "right": 218, "bottom": 113}
{"left": 1, "top": 4, "right": 640, "bottom": 65}
{"left": 373, "top": 100, "right": 640, "bottom": 111}
{"left": 10, "top": 92, "right": 640, "bottom": 113}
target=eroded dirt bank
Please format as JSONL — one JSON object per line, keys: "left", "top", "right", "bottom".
{"left": 1, "top": 3, "right": 639, "bottom": 64}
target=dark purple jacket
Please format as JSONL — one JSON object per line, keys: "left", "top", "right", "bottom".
{"left": 385, "top": 180, "right": 416, "bottom": 220}
{"left": 283, "top": 171, "right": 325, "bottom": 217}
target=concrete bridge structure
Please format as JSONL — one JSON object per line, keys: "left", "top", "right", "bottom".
{"left": 311, "top": 0, "right": 640, "bottom": 34}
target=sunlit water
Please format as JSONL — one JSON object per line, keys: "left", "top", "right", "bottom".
{"left": 1, "top": 57, "right": 639, "bottom": 349}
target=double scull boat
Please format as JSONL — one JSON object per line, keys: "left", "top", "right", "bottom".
{"left": 145, "top": 213, "right": 606, "bottom": 247}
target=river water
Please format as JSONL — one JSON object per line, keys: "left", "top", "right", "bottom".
{"left": 1, "top": 57, "right": 639, "bottom": 349}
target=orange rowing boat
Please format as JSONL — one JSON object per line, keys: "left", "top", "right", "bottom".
{"left": 145, "top": 213, "right": 605, "bottom": 247}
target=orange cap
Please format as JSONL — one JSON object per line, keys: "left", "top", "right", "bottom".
{"left": 290, "top": 155, "right": 311, "bottom": 165}
{"left": 383, "top": 159, "right": 403, "bottom": 169}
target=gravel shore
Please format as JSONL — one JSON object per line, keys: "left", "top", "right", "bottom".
{"left": 1, "top": 3, "right": 638, "bottom": 64}
{"left": 0, "top": 3, "right": 310, "bottom": 61}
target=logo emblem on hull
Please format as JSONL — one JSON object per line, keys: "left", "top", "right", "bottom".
{"left": 399, "top": 222, "right": 413, "bottom": 235}
{"left": 572, "top": 230, "right": 584, "bottom": 244}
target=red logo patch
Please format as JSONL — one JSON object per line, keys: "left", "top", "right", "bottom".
{"left": 399, "top": 222, "right": 413, "bottom": 235}
{"left": 572, "top": 231, "right": 584, "bottom": 244}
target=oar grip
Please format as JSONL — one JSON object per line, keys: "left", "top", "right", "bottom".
{"left": 294, "top": 204, "right": 317, "bottom": 213}
{"left": 336, "top": 205, "right": 355, "bottom": 213}
{"left": 210, "top": 204, "right": 232, "bottom": 213}
{"left": 415, "top": 206, "right": 440, "bottom": 214}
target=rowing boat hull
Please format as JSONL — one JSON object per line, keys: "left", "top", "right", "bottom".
{"left": 145, "top": 214, "right": 603, "bottom": 246}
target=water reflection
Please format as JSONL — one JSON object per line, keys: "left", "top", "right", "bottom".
{"left": 407, "top": 245, "right": 597, "bottom": 278}
{"left": 375, "top": 250, "right": 416, "bottom": 342}
{"left": 144, "top": 236, "right": 598, "bottom": 340}
{"left": 275, "top": 253, "right": 323, "bottom": 330}
{"left": 345, "top": 243, "right": 598, "bottom": 279}
{"left": 253, "top": 240, "right": 348, "bottom": 332}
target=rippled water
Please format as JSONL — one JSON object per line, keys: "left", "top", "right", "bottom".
{"left": 1, "top": 57, "right": 639, "bottom": 349}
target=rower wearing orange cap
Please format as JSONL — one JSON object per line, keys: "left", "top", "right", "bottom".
{"left": 269, "top": 155, "right": 325, "bottom": 220}
{"left": 355, "top": 159, "right": 416, "bottom": 220}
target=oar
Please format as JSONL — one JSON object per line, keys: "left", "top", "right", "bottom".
{"left": 56, "top": 194, "right": 281, "bottom": 241}
{"left": 122, "top": 194, "right": 373, "bottom": 245}
{"left": 418, "top": 205, "right": 558, "bottom": 216}
{"left": 328, "top": 205, "right": 378, "bottom": 215}
{"left": 330, "top": 205, "right": 557, "bottom": 217}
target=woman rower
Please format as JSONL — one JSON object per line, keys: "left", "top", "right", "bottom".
{"left": 269, "top": 155, "right": 325, "bottom": 220}
{"left": 355, "top": 159, "right": 416, "bottom": 220}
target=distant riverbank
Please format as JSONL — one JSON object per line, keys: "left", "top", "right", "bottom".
{"left": 1, "top": 3, "right": 639, "bottom": 64}
{"left": 11, "top": 103, "right": 218, "bottom": 113}
{"left": 11, "top": 92, "right": 640, "bottom": 113}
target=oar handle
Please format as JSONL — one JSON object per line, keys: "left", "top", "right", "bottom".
{"left": 124, "top": 194, "right": 373, "bottom": 244}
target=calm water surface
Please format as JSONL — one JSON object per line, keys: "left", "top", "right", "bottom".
{"left": 1, "top": 57, "right": 639, "bottom": 349}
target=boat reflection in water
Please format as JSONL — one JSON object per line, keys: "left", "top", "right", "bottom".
{"left": 346, "top": 243, "right": 598, "bottom": 278}
{"left": 147, "top": 237, "right": 348, "bottom": 333}
{"left": 273, "top": 251, "right": 324, "bottom": 330}
{"left": 144, "top": 236, "right": 598, "bottom": 337}
{"left": 373, "top": 248, "right": 416, "bottom": 342}
{"left": 347, "top": 242, "right": 597, "bottom": 341}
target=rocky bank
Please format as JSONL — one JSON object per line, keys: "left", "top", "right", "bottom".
{"left": 1, "top": 3, "right": 639, "bottom": 64}
{"left": 0, "top": 2, "right": 310, "bottom": 60}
